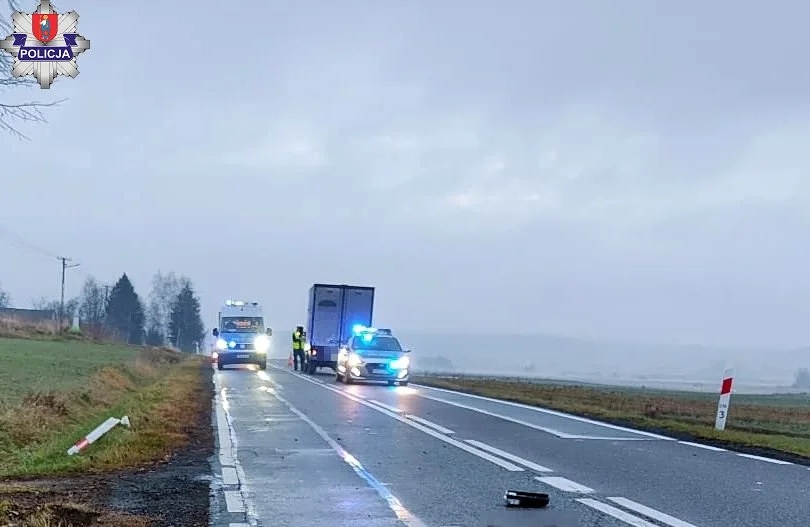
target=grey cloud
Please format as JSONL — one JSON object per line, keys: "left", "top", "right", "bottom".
{"left": 3, "top": 0, "right": 810, "bottom": 349}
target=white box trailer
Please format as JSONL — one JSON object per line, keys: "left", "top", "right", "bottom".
{"left": 305, "top": 283, "right": 374, "bottom": 374}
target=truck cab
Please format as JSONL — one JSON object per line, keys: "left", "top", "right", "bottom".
{"left": 305, "top": 283, "right": 374, "bottom": 374}
{"left": 213, "top": 300, "right": 272, "bottom": 371}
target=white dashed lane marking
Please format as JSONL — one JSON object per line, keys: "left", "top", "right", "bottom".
{"left": 224, "top": 490, "right": 245, "bottom": 513}
{"left": 578, "top": 499, "right": 659, "bottom": 527}
{"left": 367, "top": 399, "right": 403, "bottom": 414}
{"left": 406, "top": 414, "right": 455, "bottom": 435}
{"left": 464, "top": 440, "right": 553, "bottom": 473}
{"left": 535, "top": 476, "right": 594, "bottom": 493}
{"left": 222, "top": 466, "right": 239, "bottom": 486}
{"left": 607, "top": 497, "right": 699, "bottom": 527}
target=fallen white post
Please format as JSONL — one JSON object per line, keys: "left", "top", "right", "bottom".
{"left": 714, "top": 369, "right": 734, "bottom": 431}
{"left": 67, "top": 415, "right": 131, "bottom": 455}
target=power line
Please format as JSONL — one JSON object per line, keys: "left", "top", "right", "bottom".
{"left": 0, "top": 225, "right": 61, "bottom": 259}
{"left": 0, "top": 225, "right": 82, "bottom": 323}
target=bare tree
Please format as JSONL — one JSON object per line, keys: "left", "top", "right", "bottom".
{"left": 0, "top": 281, "right": 9, "bottom": 307}
{"left": 32, "top": 295, "right": 78, "bottom": 321}
{"left": 147, "top": 271, "right": 182, "bottom": 341}
{"left": 79, "top": 276, "right": 105, "bottom": 323}
{"left": 1, "top": 0, "right": 65, "bottom": 139}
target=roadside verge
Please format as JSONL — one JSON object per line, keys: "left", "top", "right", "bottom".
{"left": 413, "top": 375, "right": 810, "bottom": 464}
{"left": 0, "top": 336, "right": 214, "bottom": 526}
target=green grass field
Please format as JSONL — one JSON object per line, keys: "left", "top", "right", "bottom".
{"left": 414, "top": 376, "right": 810, "bottom": 459}
{"left": 0, "top": 338, "right": 140, "bottom": 404}
{"left": 0, "top": 334, "right": 209, "bottom": 477}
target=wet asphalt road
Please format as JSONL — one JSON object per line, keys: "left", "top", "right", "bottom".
{"left": 212, "top": 360, "right": 810, "bottom": 527}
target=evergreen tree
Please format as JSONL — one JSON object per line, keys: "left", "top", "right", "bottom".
{"left": 104, "top": 273, "right": 146, "bottom": 344}
{"left": 168, "top": 281, "right": 205, "bottom": 353}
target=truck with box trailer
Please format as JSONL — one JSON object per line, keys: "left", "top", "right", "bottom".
{"left": 305, "top": 283, "right": 374, "bottom": 374}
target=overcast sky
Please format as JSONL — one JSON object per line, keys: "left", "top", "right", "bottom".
{"left": 2, "top": 0, "right": 809, "bottom": 347}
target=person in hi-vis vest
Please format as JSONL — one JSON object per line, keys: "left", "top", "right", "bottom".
{"left": 292, "top": 325, "right": 306, "bottom": 371}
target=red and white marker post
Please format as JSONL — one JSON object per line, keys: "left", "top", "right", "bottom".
{"left": 714, "top": 369, "right": 734, "bottom": 431}
{"left": 67, "top": 415, "right": 130, "bottom": 455}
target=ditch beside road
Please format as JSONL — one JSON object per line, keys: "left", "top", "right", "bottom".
{"left": 0, "top": 327, "right": 214, "bottom": 527}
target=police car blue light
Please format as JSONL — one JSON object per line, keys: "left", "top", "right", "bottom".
{"left": 353, "top": 324, "right": 375, "bottom": 335}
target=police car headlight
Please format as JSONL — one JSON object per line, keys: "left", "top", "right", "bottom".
{"left": 390, "top": 356, "right": 410, "bottom": 369}
{"left": 254, "top": 335, "right": 270, "bottom": 353}
{"left": 348, "top": 353, "right": 363, "bottom": 367}
{"left": 216, "top": 339, "right": 227, "bottom": 350}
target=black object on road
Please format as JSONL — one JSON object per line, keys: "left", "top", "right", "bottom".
{"left": 504, "top": 490, "right": 550, "bottom": 508}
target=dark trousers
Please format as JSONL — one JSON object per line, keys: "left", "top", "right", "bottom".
{"left": 293, "top": 349, "right": 305, "bottom": 370}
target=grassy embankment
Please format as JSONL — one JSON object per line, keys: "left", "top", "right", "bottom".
{"left": 0, "top": 318, "right": 210, "bottom": 477}
{"left": 413, "top": 375, "right": 810, "bottom": 459}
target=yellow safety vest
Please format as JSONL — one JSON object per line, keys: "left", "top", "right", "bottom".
{"left": 292, "top": 331, "right": 302, "bottom": 350}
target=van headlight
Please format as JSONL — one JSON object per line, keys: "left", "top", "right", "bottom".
{"left": 254, "top": 335, "right": 270, "bottom": 353}
{"left": 390, "top": 356, "right": 410, "bottom": 369}
{"left": 216, "top": 338, "right": 227, "bottom": 350}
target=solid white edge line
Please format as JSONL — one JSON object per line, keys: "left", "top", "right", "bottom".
{"left": 535, "top": 476, "right": 594, "bottom": 493}
{"left": 421, "top": 393, "right": 651, "bottom": 441}
{"left": 678, "top": 441, "right": 727, "bottom": 452}
{"left": 607, "top": 497, "right": 698, "bottom": 527}
{"left": 222, "top": 466, "right": 239, "bottom": 486}
{"left": 224, "top": 490, "right": 246, "bottom": 513}
{"left": 406, "top": 414, "right": 455, "bottom": 435}
{"left": 465, "top": 440, "right": 553, "bottom": 472}
{"left": 418, "top": 393, "right": 577, "bottom": 438}
{"left": 736, "top": 453, "right": 793, "bottom": 465}
{"left": 577, "top": 498, "right": 659, "bottom": 527}
{"left": 416, "top": 384, "right": 674, "bottom": 440}
{"left": 276, "top": 368, "right": 526, "bottom": 472}
{"left": 215, "top": 374, "right": 259, "bottom": 525}
{"left": 416, "top": 380, "right": 800, "bottom": 463}
{"left": 368, "top": 399, "right": 403, "bottom": 414}
{"left": 230, "top": 524, "right": 250, "bottom": 527}
{"left": 265, "top": 385, "right": 428, "bottom": 527}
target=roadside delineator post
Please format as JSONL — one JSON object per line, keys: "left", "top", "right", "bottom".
{"left": 67, "top": 415, "right": 131, "bottom": 456}
{"left": 714, "top": 369, "right": 734, "bottom": 431}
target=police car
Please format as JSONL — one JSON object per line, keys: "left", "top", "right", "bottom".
{"left": 335, "top": 326, "right": 410, "bottom": 386}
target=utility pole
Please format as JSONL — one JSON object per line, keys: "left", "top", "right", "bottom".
{"left": 58, "top": 256, "right": 80, "bottom": 330}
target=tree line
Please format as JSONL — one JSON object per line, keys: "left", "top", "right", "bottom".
{"left": 0, "top": 272, "right": 206, "bottom": 353}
